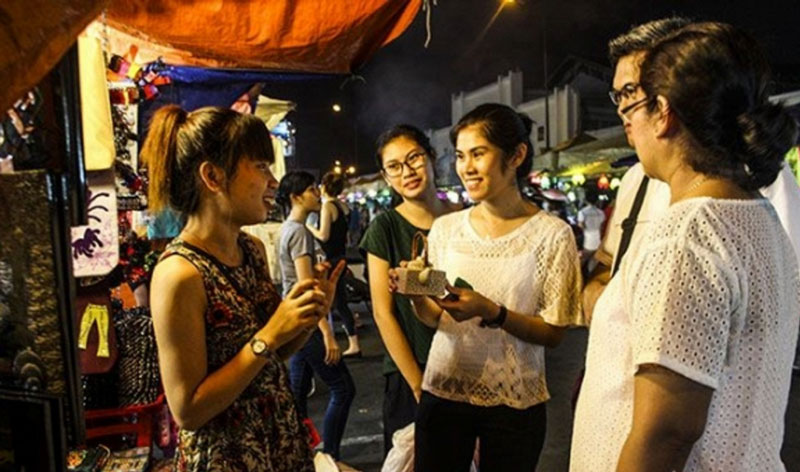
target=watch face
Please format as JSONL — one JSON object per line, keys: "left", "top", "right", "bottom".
{"left": 251, "top": 339, "right": 267, "bottom": 355}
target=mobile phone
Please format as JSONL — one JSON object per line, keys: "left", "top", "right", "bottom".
{"left": 444, "top": 277, "right": 473, "bottom": 301}
{"left": 453, "top": 277, "right": 473, "bottom": 290}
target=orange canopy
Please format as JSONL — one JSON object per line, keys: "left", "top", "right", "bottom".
{"left": 0, "top": 0, "right": 109, "bottom": 113}
{"left": 104, "top": 0, "right": 422, "bottom": 73}
{"left": 1, "top": 0, "right": 421, "bottom": 112}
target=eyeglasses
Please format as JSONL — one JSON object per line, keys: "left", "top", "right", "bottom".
{"left": 618, "top": 96, "right": 652, "bottom": 118}
{"left": 608, "top": 83, "right": 641, "bottom": 106}
{"left": 382, "top": 151, "right": 427, "bottom": 178}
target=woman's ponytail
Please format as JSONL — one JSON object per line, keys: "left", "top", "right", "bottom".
{"left": 140, "top": 105, "right": 186, "bottom": 212}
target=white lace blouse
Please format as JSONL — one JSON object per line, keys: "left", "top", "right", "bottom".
{"left": 571, "top": 198, "right": 800, "bottom": 471}
{"left": 421, "top": 208, "right": 584, "bottom": 409}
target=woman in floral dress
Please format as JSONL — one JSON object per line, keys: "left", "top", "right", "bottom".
{"left": 141, "top": 105, "right": 343, "bottom": 472}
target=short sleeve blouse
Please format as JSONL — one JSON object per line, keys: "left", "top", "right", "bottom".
{"left": 571, "top": 198, "right": 800, "bottom": 471}
{"left": 422, "top": 208, "right": 584, "bottom": 409}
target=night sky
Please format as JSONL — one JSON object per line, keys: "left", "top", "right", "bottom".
{"left": 268, "top": 0, "right": 800, "bottom": 175}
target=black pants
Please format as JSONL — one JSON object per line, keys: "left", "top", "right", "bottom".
{"left": 382, "top": 371, "right": 420, "bottom": 457}
{"left": 330, "top": 260, "right": 356, "bottom": 336}
{"left": 414, "top": 392, "right": 547, "bottom": 472}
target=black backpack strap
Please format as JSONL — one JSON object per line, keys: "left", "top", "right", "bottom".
{"left": 612, "top": 176, "right": 650, "bottom": 276}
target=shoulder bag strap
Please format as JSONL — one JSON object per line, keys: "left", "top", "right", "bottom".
{"left": 611, "top": 175, "right": 649, "bottom": 276}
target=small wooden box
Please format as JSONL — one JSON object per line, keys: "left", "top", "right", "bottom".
{"left": 394, "top": 267, "right": 447, "bottom": 296}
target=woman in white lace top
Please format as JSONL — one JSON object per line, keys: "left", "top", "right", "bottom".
{"left": 395, "top": 104, "right": 584, "bottom": 471}
{"left": 572, "top": 22, "right": 800, "bottom": 472}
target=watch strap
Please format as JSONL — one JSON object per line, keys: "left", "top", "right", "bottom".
{"left": 480, "top": 304, "right": 507, "bottom": 328}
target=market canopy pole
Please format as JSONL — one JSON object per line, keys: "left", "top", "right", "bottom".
{"left": 0, "top": 0, "right": 110, "bottom": 112}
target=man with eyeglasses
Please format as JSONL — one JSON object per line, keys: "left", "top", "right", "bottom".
{"left": 582, "top": 18, "right": 800, "bottom": 361}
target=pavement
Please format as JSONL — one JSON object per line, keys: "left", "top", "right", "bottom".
{"left": 306, "top": 276, "right": 800, "bottom": 471}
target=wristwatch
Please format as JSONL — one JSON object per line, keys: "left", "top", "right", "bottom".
{"left": 250, "top": 337, "right": 272, "bottom": 358}
{"left": 480, "top": 304, "right": 508, "bottom": 329}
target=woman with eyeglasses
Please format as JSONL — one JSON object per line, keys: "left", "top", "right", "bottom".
{"left": 359, "top": 124, "right": 460, "bottom": 456}
{"left": 571, "top": 23, "right": 799, "bottom": 472}
{"left": 391, "top": 104, "right": 584, "bottom": 471}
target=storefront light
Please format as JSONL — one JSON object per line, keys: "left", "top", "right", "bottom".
{"left": 597, "top": 174, "right": 610, "bottom": 190}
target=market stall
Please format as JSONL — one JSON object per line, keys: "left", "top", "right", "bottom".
{"left": 0, "top": 1, "right": 423, "bottom": 470}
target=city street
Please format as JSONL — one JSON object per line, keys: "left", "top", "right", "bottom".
{"left": 307, "top": 273, "right": 800, "bottom": 472}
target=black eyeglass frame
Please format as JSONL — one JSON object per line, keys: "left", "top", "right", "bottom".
{"left": 608, "top": 83, "right": 642, "bottom": 106}
{"left": 618, "top": 96, "right": 653, "bottom": 117}
{"left": 381, "top": 151, "right": 427, "bottom": 178}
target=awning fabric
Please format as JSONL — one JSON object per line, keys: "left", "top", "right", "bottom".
{"left": 557, "top": 133, "right": 633, "bottom": 169}
{"left": 0, "top": 0, "right": 110, "bottom": 112}
{"left": 2, "top": 0, "right": 421, "bottom": 112}
{"left": 104, "top": 0, "right": 422, "bottom": 73}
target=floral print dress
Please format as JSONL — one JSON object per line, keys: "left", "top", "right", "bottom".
{"left": 161, "top": 233, "right": 314, "bottom": 472}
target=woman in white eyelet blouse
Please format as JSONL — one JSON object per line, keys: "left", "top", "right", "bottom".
{"left": 395, "top": 103, "right": 584, "bottom": 472}
{"left": 571, "top": 22, "right": 800, "bottom": 472}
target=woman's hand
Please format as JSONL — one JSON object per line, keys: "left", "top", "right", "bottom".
{"left": 433, "top": 283, "right": 499, "bottom": 323}
{"left": 388, "top": 261, "right": 444, "bottom": 328}
{"left": 386, "top": 261, "right": 403, "bottom": 292}
{"left": 259, "top": 279, "right": 326, "bottom": 349}
{"left": 313, "top": 260, "right": 346, "bottom": 314}
{"left": 387, "top": 261, "right": 427, "bottom": 304}
{"left": 322, "top": 329, "right": 342, "bottom": 365}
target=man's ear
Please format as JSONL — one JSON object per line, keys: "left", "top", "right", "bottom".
{"left": 198, "top": 161, "right": 225, "bottom": 193}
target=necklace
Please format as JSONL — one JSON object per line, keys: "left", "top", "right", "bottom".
{"left": 474, "top": 202, "right": 535, "bottom": 239}
{"left": 675, "top": 175, "right": 709, "bottom": 201}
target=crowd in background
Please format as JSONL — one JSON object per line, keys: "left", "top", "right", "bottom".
{"left": 138, "top": 16, "right": 800, "bottom": 472}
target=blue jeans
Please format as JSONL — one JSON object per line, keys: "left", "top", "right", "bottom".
{"left": 289, "top": 329, "right": 356, "bottom": 459}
